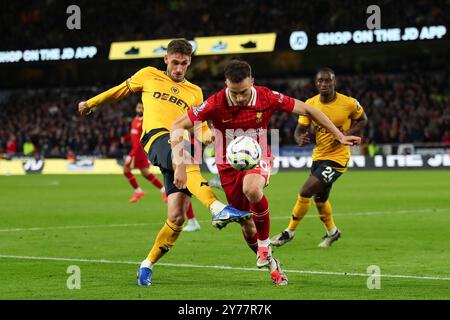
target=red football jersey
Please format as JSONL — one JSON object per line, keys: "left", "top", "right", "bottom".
{"left": 129, "top": 116, "right": 145, "bottom": 156}
{"left": 187, "top": 86, "right": 295, "bottom": 168}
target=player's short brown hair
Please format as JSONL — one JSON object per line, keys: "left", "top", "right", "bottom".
{"left": 224, "top": 60, "right": 252, "bottom": 83}
{"left": 167, "top": 39, "right": 192, "bottom": 56}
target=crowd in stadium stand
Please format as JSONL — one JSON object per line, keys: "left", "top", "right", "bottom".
{"left": 2, "top": 0, "right": 448, "bottom": 49}
{"left": 1, "top": 70, "right": 449, "bottom": 158}
{"left": 0, "top": 87, "right": 136, "bottom": 159}
{"left": 2, "top": 0, "right": 448, "bottom": 158}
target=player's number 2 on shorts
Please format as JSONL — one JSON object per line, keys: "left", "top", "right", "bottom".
{"left": 321, "top": 166, "right": 335, "bottom": 183}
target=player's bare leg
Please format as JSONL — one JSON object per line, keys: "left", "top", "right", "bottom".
{"left": 141, "top": 167, "right": 167, "bottom": 203}
{"left": 137, "top": 192, "right": 190, "bottom": 286}
{"left": 124, "top": 160, "right": 145, "bottom": 203}
{"left": 240, "top": 219, "right": 258, "bottom": 253}
{"left": 271, "top": 175, "right": 322, "bottom": 246}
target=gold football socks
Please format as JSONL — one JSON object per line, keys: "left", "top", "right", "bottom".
{"left": 147, "top": 219, "right": 183, "bottom": 264}
{"left": 287, "top": 195, "right": 311, "bottom": 231}
{"left": 315, "top": 201, "right": 336, "bottom": 234}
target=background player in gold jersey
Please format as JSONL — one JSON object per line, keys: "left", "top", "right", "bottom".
{"left": 77, "top": 39, "right": 252, "bottom": 286}
{"left": 272, "top": 68, "right": 368, "bottom": 248}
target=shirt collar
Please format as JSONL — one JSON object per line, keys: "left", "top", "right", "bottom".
{"left": 225, "top": 87, "right": 257, "bottom": 107}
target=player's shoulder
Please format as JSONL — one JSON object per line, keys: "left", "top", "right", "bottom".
{"left": 254, "top": 85, "right": 283, "bottom": 103}
{"left": 254, "top": 85, "right": 276, "bottom": 96}
{"left": 137, "top": 66, "right": 158, "bottom": 75}
{"left": 205, "top": 88, "right": 226, "bottom": 106}
{"left": 183, "top": 78, "right": 201, "bottom": 91}
{"left": 336, "top": 92, "right": 357, "bottom": 106}
{"left": 305, "top": 94, "right": 320, "bottom": 105}
{"left": 192, "top": 89, "right": 226, "bottom": 117}
{"left": 183, "top": 79, "right": 203, "bottom": 97}
{"left": 193, "top": 88, "right": 225, "bottom": 111}
{"left": 208, "top": 87, "right": 225, "bottom": 99}
{"left": 301, "top": 94, "right": 319, "bottom": 108}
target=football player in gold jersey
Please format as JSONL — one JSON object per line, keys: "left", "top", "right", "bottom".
{"left": 272, "top": 68, "right": 368, "bottom": 248}
{"left": 78, "top": 39, "right": 252, "bottom": 286}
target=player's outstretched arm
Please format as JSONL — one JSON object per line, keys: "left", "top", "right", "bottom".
{"left": 292, "top": 99, "right": 361, "bottom": 146}
{"left": 78, "top": 81, "right": 133, "bottom": 116}
{"left": 171, "top": 114, "right": 195, "bottom": 189}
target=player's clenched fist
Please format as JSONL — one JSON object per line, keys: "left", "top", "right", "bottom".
{"left": 295, "top": 132, "right": 311, "bottom": 146}
{"left": 173, "top": 167, "right": 187, "bottom": 190}
{"left": 78, "top": 101, "right": 92, "bottom": 116}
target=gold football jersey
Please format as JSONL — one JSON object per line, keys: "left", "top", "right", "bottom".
{"left": 299, "top": 92, "right": 365, "bottom": 169}
{"left": 87, "top": 67, "right": 204, "bottom": 152}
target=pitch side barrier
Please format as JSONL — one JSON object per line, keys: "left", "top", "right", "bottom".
{"left": 1, "top": 154, "right": 448, "bottom": 175}
{"left": 273, "top": 154, "right": 450, "bottom": 171}
{"left": 200, "top": 154, "right": 450, "bottom": 174}
{"left": 0, "top": 158, "right": 161, "bottom": 175}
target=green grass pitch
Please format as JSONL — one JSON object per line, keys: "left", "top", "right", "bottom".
{"left": 0, "top": 170, "right": 449, "bottom": 300}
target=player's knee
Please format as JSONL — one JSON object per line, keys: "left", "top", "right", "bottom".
{"left": 300, "top": 188, "right": 314, "bottom": 198}
{"left": 168, "top": 214, "right": 185, "bottom": 227}
{"left": 243, "top": 184, "right": 263, "bottom": 202}
{"left": 167, "top": 208, "right": 185, "bottom": 226}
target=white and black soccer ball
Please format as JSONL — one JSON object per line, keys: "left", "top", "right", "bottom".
{"left": 226, "top": 136, "right": 261, "bottom": 171}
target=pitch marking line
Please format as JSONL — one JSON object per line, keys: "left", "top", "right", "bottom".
{"left": 0, "top": 207, "right": 448, "bottom": 233}
{"left": 0, "top": 254, "right": 449, "bottom": 282}
{"left": 0, "top": 223, "right": 150, "bottom": 232}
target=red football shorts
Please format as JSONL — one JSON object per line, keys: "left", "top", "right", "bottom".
{"left": 218, "top": 159, "right": 272, "bottom": 211}
{"left": 124, "top": 151, "right": 150, "bottom": 170}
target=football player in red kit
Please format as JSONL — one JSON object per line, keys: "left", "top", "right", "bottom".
{"left": 123, "top": 102, "right": 168, "bottom": 204}
{"left": 170, "top": 60, "right": 361, "bottom": 285}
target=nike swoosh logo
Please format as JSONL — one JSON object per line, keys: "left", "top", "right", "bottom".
{"left": 222, "top": 119, "right": 232, "bottom": 123}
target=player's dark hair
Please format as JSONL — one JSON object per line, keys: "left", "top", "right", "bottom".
{"left": 317, "top": 67, "right": 335, "bottom": 79}
{"left": 167, "top": 39, "right": 192, "bottom": 56}
{"left": 224, "top": 60, "right": 252, "bottom": 83}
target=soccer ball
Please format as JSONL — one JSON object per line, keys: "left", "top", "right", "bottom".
{"left": 226, "top": 136, "right": 261, "bottom": 171}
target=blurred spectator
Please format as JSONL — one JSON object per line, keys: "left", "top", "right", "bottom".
{"left": 1, "top": 69, "right": 449, "bottom": 158}
{"left": 367, "top": 140, "right": 381, "bottom": 157}
{"left": 0, "top": 87, "right": 138, "bottom": 158}
{"left": 22, "top": 136, "right": 35, "bottom": 156}
{"left": 5, "top": 134, "right": 17, "bottom": 156}
{"left": 443, "top": 130, "right": 450, "bottom": 147}
{"left": 1, "top": 0, "right": 448, "bottom": 49}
